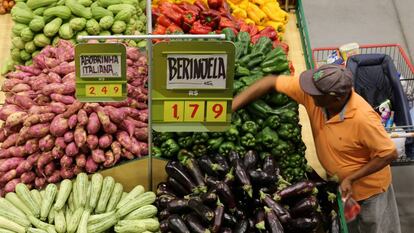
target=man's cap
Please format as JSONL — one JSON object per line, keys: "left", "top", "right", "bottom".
{"left": 299, "top": 64, "right": 353, "bottom": 96}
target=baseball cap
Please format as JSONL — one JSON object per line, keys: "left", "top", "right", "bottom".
{"left": 299, "top": 64, "right": 353, "bottom": 96}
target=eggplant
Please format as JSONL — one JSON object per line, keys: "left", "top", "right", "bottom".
{"left": 159, "top": 209, "right": 171, "bottom": 220}
{"left": 262, "top": 155, "right": 276, "bottom": 175}
{"left": 228, "top": 151, "right": 240, "bottom": 163}
{"left": 199, "top": 155, "right": 221, "bottom": 177}
{"left": 212, "top": 152, "right": 230, "bottom": 173}
{"left": 157, "top": 182, "right": 177, "bottom": 196}
{"left": 330, "top": 214, "right": 340, "bottom": 233}
{"left": 264, "top": 207, "right": 284, "bottom": 233}
{"left": 205, "top": 176, "right": 220, "bottom": 188}
{"left": 260, "top": 191, "right": 291, "bottom": 224}
{"left": 166, "top": 161, "right": 197, "bottom": 193}
{"left": 255, "top": 209, "right": 266, "bottom": 230}
{"left": 184, "top": 214, "right": 210, "bottom": 233}
{"left": 166, "top": 198, "right": 189, "bottom": 213}
{"left": 168, "top": 176, "right": 191, "bottom": 196}
{"left": 222, "top": 213, "right": 237, "bottom": 227}
{"left": 232, "top": 158, "right": 253, "bottom": 197}
{"left": 274, "top": 181, "right": 317, "bottom": 201}
{"left": 249, "top": 169, "right": 277, "bottom": 186}
{"left": 158, "top": 194, "right": 176, "bottom": 209}
{"left": 188, "top": 198, "right": 215, "bottom": 222}
{"left": 184, "top": 158, "right": 207, "bottom": 192}
{"left": 234, "top": 219, "right": 249, "bottom": 233}
{"left": 216, "top": 181, "right": 237, "bottom": 210}
{"left": 243, "top": 150, "right": 258, "bottom": 171}
{"left": 168, "top": 215, "right": 191, "bottom": 233}
{"left": 223, "top": 168, "right": 235, "bottom": 185}
{"left": 212, "top": 202, "right": 224, "bottom": 233}
{"left": 288, "top": 215, "right": 319, "bottom": 232}
{"left": 201, "top": 189, "right": 218, "bottom": 206}
{"left": 290, "top": 196, "right": 318, "bottom": 218}
{"left": 160, "top": 219, "right": 170, "bottom": 233}
{"left": 221, "top": 228, "right": 232, "bottom": 233}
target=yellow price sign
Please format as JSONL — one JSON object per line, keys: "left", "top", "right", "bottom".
{"left": 184, "top": 101, "right": 205, "bottom": 122}
{"left": 86, "top": 84, "right": 122, "bottom": 97}
{"left": 206, "top": 101, "right": 227, "bottom": 122}
{"left": 163, "top": 101, "right": 184, "bottom": 122}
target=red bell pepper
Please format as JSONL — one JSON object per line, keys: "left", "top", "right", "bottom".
{"left": 200, "top": 10, "right": 221, "bottom": 28}
{"left": 152, "top": 7, "right": 161, "bottom": 21}
{"left": 218, "top": 1, "right": 234, "bottom": 20}
{"left": 219, "top": 17, "right": 235, "bottom": 29}
{"left": 153, "top": 24, "right": 167, "bottom": 35}
{"left": 258, "top": 26, "right": 277, "bottom": 40}
{"left": 208, "top": 0, "right": 223, "bottom": 10}
{"left": 182, "top": 10, "right": 197, "bottom": 32}
{"left": 251, "top": 34, "right": 261, "bottom": 44}
{"left": 160, "top": 8, "right": 183, "bottom": 26}
{"left": 190, "top": 21, "right": 213, "bottom": 34}
{"left": 177, "top": 2, "right": 200, "bottom": 13}
{"left": 194, "top": 0, "right": 209, "bottom": 12}
{"left": 166, "top": 24, "right": 183, "bottom": 34}
{"left": 248, "top": 24, "right": 259, "bottom": 36}
{"left": 273, "top": 41, "right": 289, "bottom": 53}
{"left": 157, "top": 15, "right": 173, "bottom": 28}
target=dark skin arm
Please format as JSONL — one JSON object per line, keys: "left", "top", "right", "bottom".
{"left": 341, "top": 150, "right": 398, "bottom": 200}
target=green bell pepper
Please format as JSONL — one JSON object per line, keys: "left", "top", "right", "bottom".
{"left": 235, "top": 41, "right": 245, "bottom": 60}
{"left": 239, "top": 52, "right": 263, "bottom": 67}
{"left": 234, "top": 145, "right": 246, "bottom": 155}
{"left": 257, "top": 127, "right": 279, "bottom": 148}
{"left": 161, "top": 139, "right": 180, "bottom": 158}
{"left": 235, "top": 65, "right": 250, "bottom": 77}
{"left": 242, "top": 121, "right": 259, "bottom": 134}
{"left": 219, "top": 141, "right": 236, "bottom": 155}
{"left": 192, "top": 144, "right": 208, "bottom": 157}
{"left": 151, "top": 146, "right": 162, "bottom": 157}
{"left": 238, "top": 109, "right": 251, "bottom": 122}
{"left": 278, "top": 123, "right": 296, "bottom": 140}
{"left": 237, "top": 31, "right": 251, "bottom": 43}
{"left": 177, "top": 149, "right": 195, "bottom": 164}
{"left": 231, "top": 112, "right": 243, "bottom": 128}
{"left": 192, "top": 132, "right": 210, "bottom": 144}
{"left": 251, "top": 36, "right": 272, "bottom": 55}
{"left": 267, "top": 92, "right": 290, "bottom": 106}
{"left": 256, "top": 118, "right": 264, "bottom": 127}
{"left": 158, "top": 132, "right": 175, "bottom": 142}
{"left": 264, "top": 47, "right": 285, "bottom": 61}
{"left": 247, "top": 54, "right": 265, "bottom": 68}
{"left": 260, "top": 55, "right": 288, "bottom": 69}
{"left": 264, "top": 115, "right": 280, "bottom": 130}
{"left": 225, "top": 126, "right": 239, "bottom": 142}
{"left": 279, "top": 109, "right": 299, "bottom": 124}
{"left": 241, "top": 133, "right": 256, "bottom": 147}
{"left": 222, "top": 27, "right": 236, "bottom": 41}
{"left": 208, "top": 137, "right": 224, "bottom": 151}
{"left": 233, "top": 80, "right": 245, "bottom": 95}
{"left": 178, "top": 136, "right": 193, "bottom": 148}
{"left": 240, "top": 74, "right": 262, "bottom": 86}
{"left": 262, "top": 61, "right": 289, "bottom": 74}
{"left": 210, "top": 132, "right": 223, "bottom": 138}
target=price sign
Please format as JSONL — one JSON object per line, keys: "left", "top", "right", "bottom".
{"left": 75, "top": 43, "right": 127, "bottom": 102}
{"left": 206, "top": 101, "right": 227, "bottom": 122}
{"left": 152, "top": 41, "right": 235, "bottom": 132}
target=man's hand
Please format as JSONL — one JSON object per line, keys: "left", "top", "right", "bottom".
{"left": 340, "top": 177, "right": 353, "bottom": 200}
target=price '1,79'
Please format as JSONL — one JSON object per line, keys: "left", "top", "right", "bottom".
{"left": 86, "top": 84, "right": 122, "bottom": 97}
{"left": 163, "top": 101, "right": 227, "bottom": 122}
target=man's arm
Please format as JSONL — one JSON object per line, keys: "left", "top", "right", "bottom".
{"left": 232, "top": 76, "right": 278, "bottom": 112}
{"left": 340, "top": 151, "right": 398, "bottom": 199}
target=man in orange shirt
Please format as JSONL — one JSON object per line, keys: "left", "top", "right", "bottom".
{"left": 232, "top": 64, "right": 401, "bottom": 233}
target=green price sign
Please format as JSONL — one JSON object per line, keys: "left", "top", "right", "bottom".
{"left": 75, "top": 43, "right": 127, "bottom": 102}
{"left": 152, "top": 41, "right": 235, "bottom": 132}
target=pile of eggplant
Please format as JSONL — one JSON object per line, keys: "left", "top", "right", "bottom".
{"left": 156, "top": 149, "right": 344, "bottom": 233}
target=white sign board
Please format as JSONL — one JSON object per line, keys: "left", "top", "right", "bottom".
{"left": 166, "top": 54, "right": 227, "bottom": 89}
{"left": 80, "top": 54, "right": 122, "bottom": 78}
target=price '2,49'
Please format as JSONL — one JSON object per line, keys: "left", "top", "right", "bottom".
{"left": 86, "top": 84, "right": 122, "bottom": 97}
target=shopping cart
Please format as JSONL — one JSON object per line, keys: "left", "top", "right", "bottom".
{"left": 312, "top": 44, "right": 414, "bottom": 165}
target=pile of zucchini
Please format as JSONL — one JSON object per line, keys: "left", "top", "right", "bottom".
{"left": 156, "top": 150, "right": 342, "bottom": 233}
{"left": 0, "top": 173, "right": 159, "bottom": 233}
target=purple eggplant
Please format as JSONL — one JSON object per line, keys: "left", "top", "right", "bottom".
{"left": 183, "top": 158, "right": 207, "bottom": 192}
{"left": 288, "top": 215, "right": 319, "bottom": 232}
{"left": 157, "top": 182, "right": 177, "bottom": 197}
{"left": 188, "top": 198, "right": 215, "bottom": 222}
{"left": 168, "top": 215, "right": 190, "bottom": 233}
{"left": 160, "top": 219, "right": 170, "bottom": 233}
{"left": 166, "top": 198, "right": 189, "bottom": 213}
{"left": 159, "top": 209, "right": 171, "bottom": 220}
{"left": 205, "top": 176, "right": 220, "bottom": 188}
{"left": 255, "top": 209, "right": 266, "bottom": 230}
{"left": 228, "top": 151, "right": 240, "bottom": 163}
{"left": 166, "top": 161, "right": 197, "bottom": 193}
{"left": 223, "top": 213, "right": 237, "bottom": 227}
{"left": 157, "top": 194, "right": 176, "bottom": 209}
{"left": 223, "top": 168, "right": 235, "bottom": 185}
{"left": 212, "top": 152, "right": 230, "bottom": 173}
{"left": 260, "top": 191, "right": 291, "bottom": 224}
{"left": 243, "top": 150, "right": 258, "bottom": 171}
{"left": 184, "top": 214, "right": 210, "bottom": 233}
{"left": 290, "top": 196, "right": 318, "bottom": 218}
{"left": 212, "top": 201, "right": 224, "bottom": 233}
{"left": 168, "top": 176, "right": 191, "bottom": 196}
{"left": 216, "top": 181, "right": 237, "bottom": 210}
{"left": 262, "top": 155, "right": 277, "bottom": 176}
{"left": 234, "top": 219, "right": 249, "bottom": 233}
{"left": 274, "top": 181, "right": 317, "bottom": 201}
{"left": 199, "top": 155, "right": 222, "bottom": 177}
{"left": 232, "top": 158, "right": 253, "bottom": 197}
{"left": 201, "top": 189, "right": 218, "bottom": 206}
{"left": 264, "top": 207, "right": 284, "bottom": 233}
{"left": 249, "top": 169, "right": 277, "bottom": 186}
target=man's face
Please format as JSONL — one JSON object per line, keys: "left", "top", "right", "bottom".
{"left": 311, "top": 94, "right": 342, "bottom": 108}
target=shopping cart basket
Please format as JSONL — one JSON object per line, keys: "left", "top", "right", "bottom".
{"left": 312, "top": 44, "right": 414, "bottom": 164}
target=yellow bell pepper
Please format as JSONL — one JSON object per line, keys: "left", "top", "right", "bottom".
{"left": 244, "top": 18, "right": 255, "bottom": 25}
{"left": 233, "top": 7, "right": 248, "bottom": 19}
{"left": 257, "top": 25, "right": 265, "bottom": 31}
{"left": 247, "top": 3, "right": 267, "bottom": 25}
{"left": 229, "top": 0, "right": 244, "bottom": 4}
{"left": 261, "top": 3, "right": 288, "bottom": 23}
{"left": 238, "top": 0, "right": 250, "bottom": 10}
{"left": 265, "top": 21, "right": 284, "bottom": 32}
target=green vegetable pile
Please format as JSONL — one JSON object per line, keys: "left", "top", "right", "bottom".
{"left": 0, "top": 172, "right": 159, "bottom": 233}
{"left": 153, "top": 31, "right": 308, "bottom": 183}
{"left": 4, "top": 0, "right": 147, "bottom": 73}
